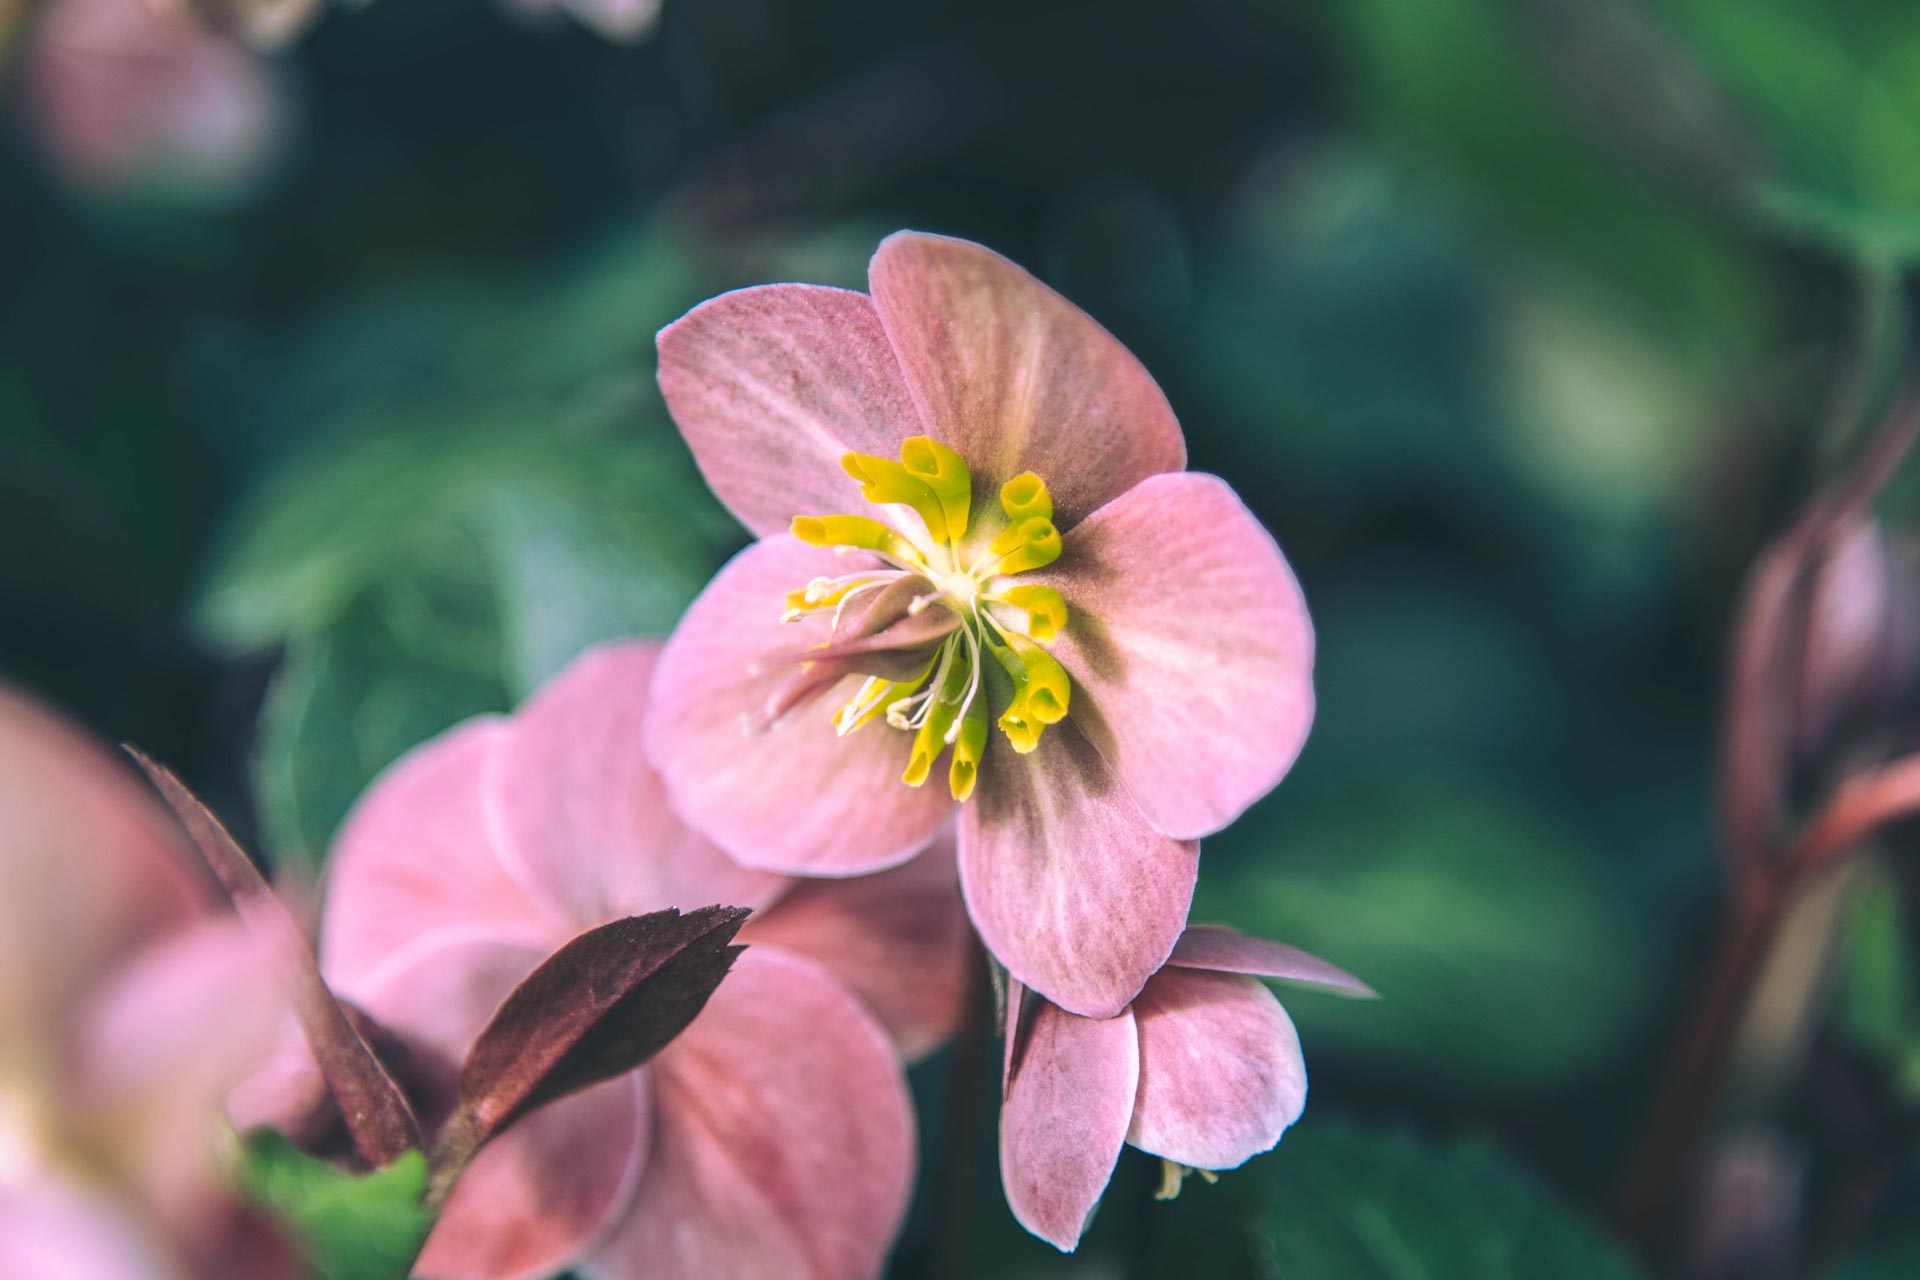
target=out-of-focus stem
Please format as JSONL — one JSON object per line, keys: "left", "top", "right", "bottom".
{"left": 1616, "top": 878, "right": 1785, "bottom": 1247}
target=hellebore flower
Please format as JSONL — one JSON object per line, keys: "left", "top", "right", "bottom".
{"left": 289, "top": 640, "right": 969, "bottom": 1280}
{"left": 648, "top": 230, "right": 1315, "bottom": 1018}
{"left": 999, "top": 925, "right": 1372, "bottom": 1251}
{"left": 0, "top": 683, "right": 294, "bottom": 1280}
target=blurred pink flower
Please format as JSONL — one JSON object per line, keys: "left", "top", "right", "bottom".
{"left": 999, "top": 925, "right": 1371, "bottom": 1251}
{"left": 288, "top": 639, "right": 970, "bottom": 1280}
{"left": 647, "top": 230, "right": 1316, "bottom": 1020}
{"left": 0, "top": 684, "right": 293, "bottom": 1280}
{"left": 21, "top": 0, "right": 288, "bottom": 194}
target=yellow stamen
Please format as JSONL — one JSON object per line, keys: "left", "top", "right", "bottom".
{"left": 842, "top": 453, "right": 952, "bottom": 544}
{"left": 900, "top": 437, "right": 972, "bottom": 540}
{"left": 790, "top": 515, "right": 917, "bottom": 563}
{"left": 949, "top": 702, "right": 988, "bottom": 800}
{"left": 996, "top": 584, "right": 1068, "bottom": 644}
{"left": 1000, "top": 471, "right": 1053, "bottom": 525}
{"left": 903, "top": 643, "right": 971, "bottom": 786}
{"left": 989, "top": 517, "right": 1062, "bottom": 575}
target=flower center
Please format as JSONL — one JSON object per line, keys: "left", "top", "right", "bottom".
{"left": 773, "top": 435, "right": 1072, "bottom": 801}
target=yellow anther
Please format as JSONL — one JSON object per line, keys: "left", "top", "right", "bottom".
{"left": 999, "top": 471, "right": 1053, "bottom": 525}
{"left": 899, "top": 437, "right": 972, "bottom": 541}
{"left": 996, "top": 585, "right": 1068, "bottom": 644}
{"left": 989, "top": 635, "right": 1070, "bottom": 752}
{"left": 903, "top": 646, "right": 971, "bottom": 787}
{"left": 842, "top": 453, "right": 952, "bottom": 544}
{"left": 949, "top": 703, "right": 988, "bottom": 800}
{"left": 989, "top": 517, "right": 1062, "bottom": 575}
{"left": 790, "top": 514, "right": 914, "bottom": 561}
{"left": 997, "top": 704, "right": 1043, "bottom": 754}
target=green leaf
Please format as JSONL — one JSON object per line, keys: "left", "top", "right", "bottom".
{"left": 1197, "top": 780, "right": 1649, "bottom": 1093}
{"left": 252, "top": 544, "right": 513, "bottom": 870}
{"left": 218, "top": 417, "right": 737, "bottom": 868}
{"left": 239, "top": 1133, "right": 433, "bottom": 1280}
{"left": 1248, "top": 1119, "right": 1647, "bottom": 1279}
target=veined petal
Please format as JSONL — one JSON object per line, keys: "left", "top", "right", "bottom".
{"left": 584, "top": 947, "right": 913, "bottom": 1280}
{"left": 657, "top": 284, "right": 927, "bottom": 540}
{"left": 1170, "top": 924, "right": 1376, "bottom": 998}
{"left": 645, "top": 537, "right": 956, "bottom": 876}
{"left": 344, "top": 933, "right": 648, "bottom": 1280}
{"left": 999, "top": 1000, "right": 1138, "bottom": 1252}
{"left": 1034, "top": 473, "right": 1314, "bottom": 840}
{"left": 421, "top": 1077, "right": 648, "bottom": 1280}
{"left": 1126, "top": 968, "right": 1305, "bottom": 1171}
{"left": 487, "top": 641, "right": 785, "bottom": 929}
{"left": 867, "top": 232, "right": 1185, "bottom": 532}
{"left": 321, "top": 720, "right": 563, "bottom": 990}
{"left": 740, "top": 833, "right": 969, "bottom": 1061}
{"left": 957, "top": 724, "right": 1196, "bottom": 1019}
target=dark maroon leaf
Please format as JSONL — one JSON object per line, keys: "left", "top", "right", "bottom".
{"left": 125, "top": 747, "right": 421, "bottom": 1168}
{"left": 427, "top": 905, "right": 749, "bottom": 1201}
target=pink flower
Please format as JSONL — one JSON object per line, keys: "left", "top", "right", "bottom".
{"left": 0, "top": 683, "right": 294, "bottom": 1280}
{"left": 298, "top": 640, "right": 970, "bottom": 1280}
{"left": 1000, "top": 925, "right": 1372, "bottom": 1251}
{"left": 21, "top": 0, "right": 290, "bottom": 194}
{"left": 647, "top": 230, "right": 1316, "bottom": 1019}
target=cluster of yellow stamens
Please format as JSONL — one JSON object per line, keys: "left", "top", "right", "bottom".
{"left": 780, "top": 436, "right": 1071, "bottom": 800}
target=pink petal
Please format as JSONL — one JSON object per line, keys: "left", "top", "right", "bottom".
{"left": 867, "top": 232, "right": 1186, "bottom": 531}
{"left": 998, "top": 1000, "right": 1138, "bottom": 1252}
{"left": 0, "top": 1181, "right": 181, "bottom": 1280}
{"left": 1170, "top": 924, "right": 1376, "bottom": 998}
{"left": 72, "top": 920, "right": 281, "bottom": 1239}
{"left": 645, "top": 536, "right": 956, "bottom": 876}
{"left": 344, "top": 933, "right": 648, "bottom": 1280}
{"left": 1126, "top": 968, "right": 1305, "bottom": 1171}
{"left": 741, "top": 833, "right": 969, "bottom": 1061}
{"left": 958, "top": 724, "right": 1197, "bottom": 1018}
{"left": 656, "top": 284, "right": 926, "bottom": 540}
{"left": 585, "top": 946, "right": 913, "bottom": 1280}
{"left": 487, "top": 640, "right": 784, "bottom": 928}
{"left": 1033, "top": 472, "right": 1314, "bottom": 840}
{"left": 422, "top": 1077, "right": 649, "bottom": 1280}
{"left": 320, "top": 719, "right": 564, "bottom": 990}
{"left": 0, "top": 683, "right": 203, "bottom": 1032}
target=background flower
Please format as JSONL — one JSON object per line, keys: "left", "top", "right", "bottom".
{"left": 0, "top": 683, "right": 292, "bottom": 1280}
{"left": 277, "top": 640, "right": 970, "bottom": 1279}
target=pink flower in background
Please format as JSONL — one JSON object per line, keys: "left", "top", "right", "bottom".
{"left": 0, "top": 684, "right": 293, "bottom": 1280}
{"left": 291, "top": 640, "right": 969, "bottom": 1280}
{"left": 648, "top": 230, "right": 1316, "bottom": 1019}
{"left": 21, "top": 0, "right": 290, "bottom": 194}
{"left": 999, "top": 925, "right": 1372, "bottom": 1251}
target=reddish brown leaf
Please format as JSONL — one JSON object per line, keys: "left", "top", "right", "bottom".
{"left": 125, "top": 747, "right": 421, "bottom": 1168}
{"left": 427, "top": 905, "right": 749, "bottom": 1202}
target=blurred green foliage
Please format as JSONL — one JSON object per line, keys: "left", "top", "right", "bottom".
{"left": 1252, "top": 1121, "right": 1648, "bottom": 1280}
